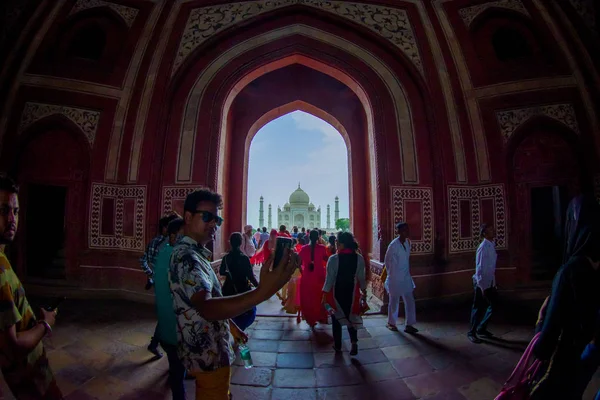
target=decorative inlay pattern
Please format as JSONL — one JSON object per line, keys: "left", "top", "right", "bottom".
{"left": 569, "top": 0, "right": 597, "bottom": 33}
{"left": 70, "top": 0, "right": 139, "bottom": 27}
{"left": 458, "top": 0, "right": 529, "bottom": 27}
{"left": 162, "top": 186, "right": 200, "bottom": 215}
{"left": 19, "top": 102, "right": 100, "bottom": 145}
{"left": 173, "top": 0, "right": 423, "bottom": 75}
{"left": 496, "top": 103, "right": 579, "bottom": 142}
{"left": 390, "top": 187, "right": 434, "bottom": 254}
{"left": 448, "top": 185, "right": 507, "bottom": 253}
{"left": 90, "top": 183, "right": 146, "bottom": 251}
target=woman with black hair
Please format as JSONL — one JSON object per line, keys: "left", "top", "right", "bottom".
{"left": 326, "top": 234, "right": 337, "bottom": 258}
{"left": 322, "top": 232, "right": 367, "bottom": 355}
{"left": 299, "top": 230, "right": 328, "bottom": 328}
{"left": 220, "top": 232, "right": 259, "bottom": 330}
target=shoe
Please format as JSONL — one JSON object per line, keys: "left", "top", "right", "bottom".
{"left": 350, "top": 343, "right": 358, "bottom": 356}
{"left": 332, "top": 346, "right": 342, "bottom": 353}
{"left": 467, "top": 332, "right": 482, "bottom": 344}
{"left": 404, "top": 325, "right": 419, "bottom": 334}
{"left": 477, "top": 329, "right": 494, "bottom": 338}
{"left": 147, "top": 344, "right": 163, "bottom": 358}
{"left": 386, "top": 323, "right": 399, "bottom": 332}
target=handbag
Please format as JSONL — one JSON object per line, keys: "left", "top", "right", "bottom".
{"left": 494, "top": 332, "right": 542, "bottom": 400}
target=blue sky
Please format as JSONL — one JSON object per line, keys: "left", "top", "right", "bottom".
{"left": 246, "top": 111, "right": 349, "bottom": 228}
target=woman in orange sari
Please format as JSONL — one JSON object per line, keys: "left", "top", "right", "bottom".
{"left": 299, "top": 230, "right": 329, "bottom": 328}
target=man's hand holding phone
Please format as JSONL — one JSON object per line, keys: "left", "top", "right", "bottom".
{"left": 257, "top": 246, "right": 299, "bottom": 302}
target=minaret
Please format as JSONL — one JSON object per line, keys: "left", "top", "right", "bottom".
{"left": 327, "top": 204, "right": 331, "bottom": 229}
{"left": 258, "top": 196, "right": 264, "bottom": 228}
{"left": 268, "top": 204, "right": 272, "bottom": 229}
{"left": 334, "top": 196, "right": 340, "bottom": 223}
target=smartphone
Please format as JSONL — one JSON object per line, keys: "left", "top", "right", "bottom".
{"left": 273, "top": 237, "right": 293, "bottom": 269}
{"left": 45, "top": 296, "right": 66, "bottom": 312}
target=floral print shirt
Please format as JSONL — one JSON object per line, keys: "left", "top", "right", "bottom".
{"left": 168, "top": 236, "right": 234, "bottom": 372}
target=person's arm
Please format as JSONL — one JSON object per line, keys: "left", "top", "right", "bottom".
{"left": 356, "top": 255, "right": 367, "bottom": 292}
{"left": 533, "top": 267, "right": 569, "bottom": 360}
{"left": 244, "top": 257, "right": 259, "bottom": 287}
{"left": 247, "top": 236, "right": 256, "bottom": 257}
{"left": 140, "top": 243, "right": 153, "bottom": 276}
{"left": 322, "top": 256, "right": 338, "bottom": 293}
{"left": 383, "top": 242, "right": 395, "bottom": 277}
{"left": 474, "top": 244, "right": 485, "bottom": 290}
{"left": 191, "top": 250, "right": 298, "bottom": 321}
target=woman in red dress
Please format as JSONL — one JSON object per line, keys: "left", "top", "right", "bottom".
{"left": 250, "top": 229, "right": 277, "bottom": 265}
{"left": 299, "top": 230, "right": 329, "bottom": 328}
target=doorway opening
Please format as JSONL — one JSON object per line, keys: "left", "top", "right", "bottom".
{"left": 26, "top": 184, "right": 67, "bottom": 280}
{"left": 530, "top": 185, "right": 569, "bottom": 281}
{"left": 246, "top": 109, "right": 350, "bottom": 316}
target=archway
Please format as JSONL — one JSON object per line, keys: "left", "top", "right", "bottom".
{"left": 508, "top": 117, "right": 582, "bottom": 282}
{"left": 160, "top": 11, "right": 441, "bottom": 308}
{"left": 14, "top": 118, "right": 90, "bottom": 283}
{"left": 244, "top": 101, "right": 352, "bottom": 232}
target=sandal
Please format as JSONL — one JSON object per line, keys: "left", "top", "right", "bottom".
{"left": 386, "top": 323, "right": 399, "bottom": 332}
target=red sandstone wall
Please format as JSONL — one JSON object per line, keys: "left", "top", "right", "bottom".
{"left": 0, "top": 0, "right": 598, "bottom": 303}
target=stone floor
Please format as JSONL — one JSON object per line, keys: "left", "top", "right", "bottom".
{"left": 1, "top": 297, "right": 599, "bottom": 400}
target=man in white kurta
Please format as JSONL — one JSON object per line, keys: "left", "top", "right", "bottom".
{"left": 468, "top": 224, "right": 497, "bottom": 343}
{"left": 384, "top": 222, "right": 418, "bottom": 333}
{"left": 241, "top": 225, "right": 256, "bottom": 258}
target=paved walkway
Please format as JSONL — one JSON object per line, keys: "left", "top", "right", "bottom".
{"left": 1, "top": 298, "right": 598, "bottom": 400}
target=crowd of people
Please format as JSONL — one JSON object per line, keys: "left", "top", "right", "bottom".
{"left": 0, "top": 173, "right": 599, "bottom": 399}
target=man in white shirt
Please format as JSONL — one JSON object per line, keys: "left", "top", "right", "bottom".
{"left": 241, "top": 225, "right": 256, "bottom": 258}
{"left": 384, "top": 222, "right": 418, "bottom": 334}
{"left": 468, "top": 224, "right": 498, "bottom": 344}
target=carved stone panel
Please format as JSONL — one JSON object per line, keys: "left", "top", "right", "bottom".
{"left": 70, "top": 0, "right": 139, "bottom": 27}
{"left": 458, "top": 0, "right": 530, "bottom": 27}
{"left": 173, "top": 0, "right": 424, "bottom": 76}
{"left": 496, "top": 103, "right": 579, "bottom": 142}
{"left": 19, "top": 102, "right": 100, "bottom": 146}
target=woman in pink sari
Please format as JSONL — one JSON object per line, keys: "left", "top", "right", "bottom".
{"left": 299, "top": 230, "right": 329, "bottom": 328}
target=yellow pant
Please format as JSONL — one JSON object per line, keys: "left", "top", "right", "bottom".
{"left": 191, "top": 366, "right": 232, "bottom": 400}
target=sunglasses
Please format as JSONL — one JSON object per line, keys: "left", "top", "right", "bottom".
{"left": 191, "top": 210, "right": 223, "bottom": 227}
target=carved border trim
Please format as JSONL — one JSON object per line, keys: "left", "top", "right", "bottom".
{"left": 390, "top": 186, "right": 434, "bottom": 254}
{"left": 496, "top": 103, "right": 580, "bottom": 142}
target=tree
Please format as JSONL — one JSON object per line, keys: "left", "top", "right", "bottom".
{"left": 335, "top": 218, "right": 350, "bottom": 232}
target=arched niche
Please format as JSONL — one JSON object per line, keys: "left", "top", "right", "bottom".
{"left": 506, "top": 117, "right": 582, "bottom": 283}
{"left": 29, "top": 7, "right": 128, "bottom": 83}
{"left": 13, "top": 117, "right": 90, "bottom": 284}
{"left": 469, "top": 9, "right": 560, "bottom": 82}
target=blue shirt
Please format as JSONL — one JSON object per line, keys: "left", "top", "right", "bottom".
{"left": 154, "top": 242, "right": 178, "bottom": 345}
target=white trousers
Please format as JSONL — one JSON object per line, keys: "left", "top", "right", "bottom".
{"left": 388, "top": 292, "right": 416, "bottom": 326}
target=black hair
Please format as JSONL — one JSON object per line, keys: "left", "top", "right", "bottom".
{"left": 159, "top": 213, "right": 180, "bottom": 233}
{"left": 328, "top": 235, "right": 336, "bottom": 254}
{"left": 262, "top": 227, "right": 267, "bottom": 232}
{"left": 229, "top": 232, "right": 243, "bottom": 250}
{"left": 395, "top": 222, "right": 408, "bottom": 231}
{"left": 309, "top": 229, "right": 319, "bottom": 271}
{"left": 298, "top": 237, "right": 306, "bottom": 245}
{"left": 0, "top": 174, "right": 19, "bottom": 194}
{"left": 480, "top": 224, "right": 490, "bottom": 238}
{"left": 293, "top": 226, "right": 298, "bottom": 233}
{"left": 183, "top": 188, "right": 223, "bottom": 213}
{"left": 167, "top": 217, "right": 184, "bottom": 236}
{"left": 337, "top": 231, "right": 358, "bottom": 251}
{"left": 279, "top": 224, "right": 286, "bottom": 231}
{"left": 301, "top": 227, "right": 306, "bottom": 232}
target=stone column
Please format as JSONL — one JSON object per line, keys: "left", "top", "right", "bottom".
{"left": 326, "top": 204, "right": 331, "bottom": 229}
{"left": 334, "top": 196, "right": 340, "bottom": 223}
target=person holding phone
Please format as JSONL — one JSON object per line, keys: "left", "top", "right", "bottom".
{"left": 0, "top": 175, "right": 63, "bottom": 399}
{"left": 169, "top": 188, "right": 299, "bottom": 399}
{"left": 299, "top": 230, "right": 329, "bottom": 328}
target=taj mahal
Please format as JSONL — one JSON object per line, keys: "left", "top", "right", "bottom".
{"left": 258, "top": 184, "right": 340, "bottom": 229}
